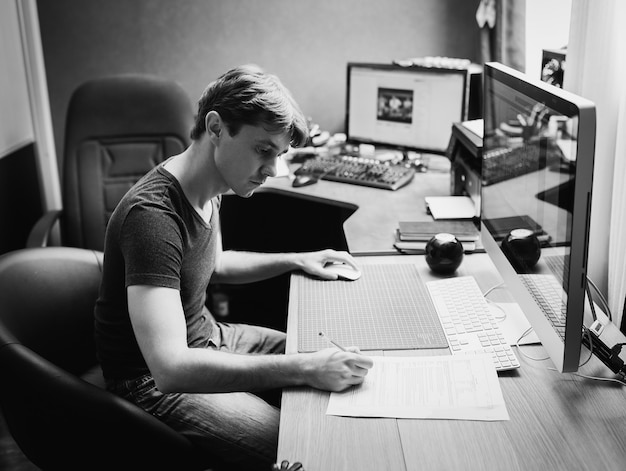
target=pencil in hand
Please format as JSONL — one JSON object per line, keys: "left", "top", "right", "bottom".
{"left": 318, "top": 331, "right": 347, "bottom": 351}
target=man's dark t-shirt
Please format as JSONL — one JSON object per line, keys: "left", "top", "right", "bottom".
{"left": 94, "top": 163, "right": 220, "bottom": 380}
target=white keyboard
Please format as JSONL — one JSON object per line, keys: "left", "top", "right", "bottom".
{"left": 519, "top": 274, "right": 566, "bottom": 339}
{"left": 426, "top": 276, "right": 520, "bottom": 371}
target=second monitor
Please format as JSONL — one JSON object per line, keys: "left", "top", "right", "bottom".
{"left": 346, "top": 62, "right": 470, "bottom": 155}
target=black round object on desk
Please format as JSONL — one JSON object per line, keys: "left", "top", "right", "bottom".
{"left": 501, "top": 228, "right": 541, "bottom": 272}
{"left": 425, "top": 233, "right": 464, "bottom": 274}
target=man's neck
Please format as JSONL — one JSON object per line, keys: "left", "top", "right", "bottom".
{"left": 164, "top": 139, "right": 227, "bottom": 211}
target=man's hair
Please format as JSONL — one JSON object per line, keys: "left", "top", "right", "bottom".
{"left": 190, "top": 64, "right": 308, "bottom": 147}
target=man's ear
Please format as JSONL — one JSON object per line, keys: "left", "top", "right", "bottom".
{"left": 205, "top": 111, "right": 222, "bottom": 142}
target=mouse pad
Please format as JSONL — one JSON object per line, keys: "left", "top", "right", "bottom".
{"left": 296, "top": 263, "right": 448, "bottom": 352}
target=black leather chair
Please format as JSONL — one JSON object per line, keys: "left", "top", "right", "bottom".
{"left": 0, "top": 247, "right": 208, "bottom": 470}
{"left": 28, "top": 74, "right": 194, "bottom": 250}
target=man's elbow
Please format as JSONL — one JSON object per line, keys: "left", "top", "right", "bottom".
{"left": 149, "top": 367, "right": 178, "bottom": 393}
{"left": 149, "top": 358, "right": 187, "bottom": 393}
{"left": 152, "top": 374, "right": 177, "bottom": 394}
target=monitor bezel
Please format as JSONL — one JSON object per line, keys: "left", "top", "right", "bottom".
{"left": 345, "top": 62, "right": 470, "bottom": 155}
{"left": 481, "top": 62, "right": 596, "bottom": 372}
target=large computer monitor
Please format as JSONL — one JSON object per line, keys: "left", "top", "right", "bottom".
{"left": 346, "top": 63, "right": 469, "bottom": 155}
{"left": 480, "top": 62, "right": 596, "bottom": 372}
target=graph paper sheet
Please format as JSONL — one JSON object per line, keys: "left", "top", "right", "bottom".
{"left": 296, "top": 263, "right": 448, "bottom": 352}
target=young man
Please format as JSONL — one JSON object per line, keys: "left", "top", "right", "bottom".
{"left": 94, "top": 65, "right": 373, "bottom": 469}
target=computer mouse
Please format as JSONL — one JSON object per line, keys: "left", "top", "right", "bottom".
{"left": 324, "top": 262, "right": 362, "bottom": 281}
{"left": 292, "top": 174, "right": 318, "bottom": 188}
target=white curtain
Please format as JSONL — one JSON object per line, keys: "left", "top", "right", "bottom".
{"left": 565, "top": 0, "right": 626, "bottom": 329}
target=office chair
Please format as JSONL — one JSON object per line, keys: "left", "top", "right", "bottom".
{"left": 0, "top": 247, "right": 209, "bottom": 470}
{"left": 27, "top": 74, "right": 194, "bottom": 251}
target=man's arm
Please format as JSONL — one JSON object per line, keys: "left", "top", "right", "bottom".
{"left": 212, "top": 228, "right": 359, "bottom": 284}
{"left": 128, "top": 285, "right": 373, "bottom": 394}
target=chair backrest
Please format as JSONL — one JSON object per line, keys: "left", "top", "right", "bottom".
{"left": 62, "top": 74, "right": 194, "bottom": 251}
{"left": 0, "top": 247, "right": 204, "bottom": 470}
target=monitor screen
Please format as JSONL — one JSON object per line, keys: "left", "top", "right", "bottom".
{"left": 346, "top": 63, "right": 469, "bottom": 155}
{"left": 480, "top": 62, "right": 596, "bottom": 372}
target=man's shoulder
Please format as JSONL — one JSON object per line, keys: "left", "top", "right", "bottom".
{"left": 134, "top": 165, "right": 176, "bottom": 192}
{"left": 109, "top": 167, "right": 173, "bottom": 223}
{"left": 122, "top": 167, "right": 177, "bottom": 205}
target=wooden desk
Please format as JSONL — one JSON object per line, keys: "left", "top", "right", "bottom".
{"left": 278, "top": 254, "right": 626, "bottom": 471}
{"left": 261, "top": 159, "right": 451, "bottom": 254}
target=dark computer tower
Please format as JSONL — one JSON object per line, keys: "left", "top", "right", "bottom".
{"left": 447, "top": 121, "right": 482, "bottom": 200}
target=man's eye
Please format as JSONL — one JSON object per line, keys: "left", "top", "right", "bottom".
{"left": 257, "top": 147, "right": 272, "bottom": 156}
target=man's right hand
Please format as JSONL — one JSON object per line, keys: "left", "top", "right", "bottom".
{"left": 302, "top": 347, "right": 374, "bottom": 392}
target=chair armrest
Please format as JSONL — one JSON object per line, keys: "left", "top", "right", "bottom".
{"left": 26, "top": 210, "right": 63, "bottom": 247}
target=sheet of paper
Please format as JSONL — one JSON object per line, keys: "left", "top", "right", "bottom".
{"left": 425, "top": 196, "right": 477, "bottom": 220}
{"left": 491, "top": 302, "right": 540, "bottom": 346}
{"left": 327, "top": 355, "right": 509, "bottom": 421}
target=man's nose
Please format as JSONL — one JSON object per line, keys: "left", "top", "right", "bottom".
{"left": 263, "top": 156, "right": 280, "bottom": 178}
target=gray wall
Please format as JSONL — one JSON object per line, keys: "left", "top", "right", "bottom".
{"left": 37, "top": 0, "right": 482, "bottom": 166}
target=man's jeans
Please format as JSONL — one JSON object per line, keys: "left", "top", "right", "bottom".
{"left": 106, "top": 320, "right": 286, "bottom": 469}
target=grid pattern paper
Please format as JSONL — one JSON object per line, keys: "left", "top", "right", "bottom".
{"left": 297, "top": 264, "right": 448, "bottom": 352}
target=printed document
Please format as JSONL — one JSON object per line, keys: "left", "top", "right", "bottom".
{"left": 326, "top": 355, "right": 509, "bottom": 421}
{"left": 425, "top": 196, "right": 477, "bottom": 219}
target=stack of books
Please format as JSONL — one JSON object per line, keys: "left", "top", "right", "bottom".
{"left": 394, "top": 220, "right": 481, "bottom": 254}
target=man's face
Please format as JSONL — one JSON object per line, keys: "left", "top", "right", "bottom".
{"left": 214, "top": 123, "right": 291, "bottom": 198}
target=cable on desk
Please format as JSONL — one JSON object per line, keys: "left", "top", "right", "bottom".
{"left": 546, "top": 366, "right": 626, "bottom": 387}
{"left": 586, "top": 275, "right": 612, "bottom": 321}
{"left": 515, "top": 326, "right": 594, "bottom": 366}
{"left": 482, "top": 281, "right": 506, "bottom": 297}
{"left": 486, "top": 299, "right": 507, "bottom": 321}
{"left": 578, "top": 326, "right": 594, "bottom": 368}
{"left": 568, "top": 373, "right": 626, "bottom": 386}
{"left": 483, "top": 281, "right": 507, "bottom": 322}
{"left": 586, "top": 279, "right": 599, "bottom": 323}
{"left": 514, "top": 327, "right": 550, "bottom": 362}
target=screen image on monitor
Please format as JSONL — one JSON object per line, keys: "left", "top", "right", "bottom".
{"left": 346, "top": 63, "right": 469, "bottom": 155}
{"left": 480, "top": 62, "right": 596, "bottom": 372}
